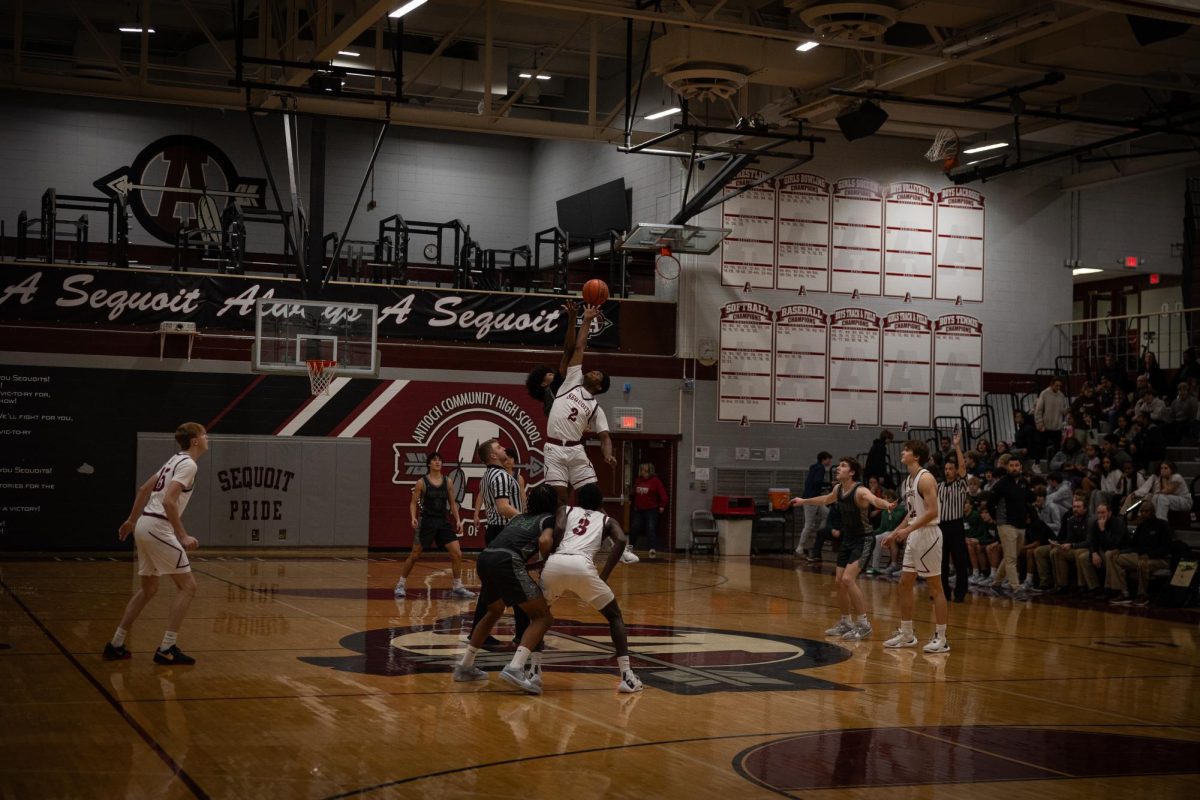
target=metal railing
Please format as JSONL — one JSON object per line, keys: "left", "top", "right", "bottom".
{"left": 1050, "top": 307, "right": 1198, "bottom": 385}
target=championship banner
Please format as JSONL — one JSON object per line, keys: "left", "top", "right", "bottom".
{"left": 0, "top": 264, "right": 621, "bottom": 348}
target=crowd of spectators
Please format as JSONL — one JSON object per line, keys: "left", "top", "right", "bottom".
{"left": 794, "top": 348, "right": 1198, "bottom": 607}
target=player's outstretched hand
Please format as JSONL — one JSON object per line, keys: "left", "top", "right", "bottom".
{"left": 562, "top": 299, "right": 578, "bottom": 317}
{"left": 582, "top": 305, "right": 600, "bottom": 322}
{"left": 952, "top": 429, "right": 961, "bottom": 447}
{"left": 118, "top": 520, "right": 135, "bottom": 541}
{"left": 790, "top": 497, "right": 805, "bottom": 507}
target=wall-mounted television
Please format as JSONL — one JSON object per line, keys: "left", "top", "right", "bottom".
{"left": 556, "top": 178, "right": 630, "bottom": 239}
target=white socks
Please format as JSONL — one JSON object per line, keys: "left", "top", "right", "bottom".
{"left": 159, "top": 631, "right": 177, "bottom": 651}
{"left": 452, "top": 578, "right": 464, "bottom": 589}
{"left": 510, "top": 646, "right": 531, "bottom": 670}
{"left": 111, "top": 627, "right": 128, "bottom": 647}
{"left": 935, "top": 624, "right": 947, "bottom": 638}
{"left": 460, "top": 645, "right": 480, "bottom": 667}
{"left": 900, "top": 621, "right": 913, "bottom": 636}
{"left": 530, "top": 651, "right": 543, "bottom": 674}
{"left": 617, "top": 655, "right": 631, "bottom": 674}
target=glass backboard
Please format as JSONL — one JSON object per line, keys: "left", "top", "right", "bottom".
{"left": 253, "top": 298, "right": 380, "bottom": 376}
{"left": 619, "top": 223, "right": 731, "bottom": 255}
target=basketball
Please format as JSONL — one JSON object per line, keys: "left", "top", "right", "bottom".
{"left": 582, "top": 278, "right": 609, "bottom": 306}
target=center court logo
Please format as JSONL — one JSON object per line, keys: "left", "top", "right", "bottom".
{"left": 300, "top": 616, "right": 858, "bottom": 695}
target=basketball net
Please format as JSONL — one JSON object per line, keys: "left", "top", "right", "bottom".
{"left": 306, "top": 359, "right": 337, "bottom": 396}
{"left": 924, "top": 128, "right": 959, "bottom": 171}
{"left": 655, "top": 246, "right": 681, "bottom": 281}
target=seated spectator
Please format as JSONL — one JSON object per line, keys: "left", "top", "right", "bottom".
{"left": 1043, "top": 472, "right": 1073, "bottom": 528}
{"left": 1011, "top": 410, "right": 1040, "bottom": 458}
{"left": 1168, "top": 347, "right": 1199, "bottom": 395}
{"left": 1125, "top": 460, "right": 1193, "bottom": 522}
{"left": 1096, "top": 455, "right": 1126, "bottom": 503}
{"left": 1140, "top": 351, "right": 1167, "bottom": 396}
{"left": 867, "top": 490, "right": 905, "bottom": 576}
{"left": 1133, "top": 389, "right": 1168, "bottom": 424}
{"left": 1083, "top": 443, "right": 1101, "bottom": 474}
{"left": 807, "top": 495, "right": 842, "bottom": 564}
{"left": 963, "top": 451, "right": 983, "bottom": 478}
{"left": 1072, "top": 382, "right": 1101, "bottom": 420}
{"left": 1021, "top": 487, "right": 1055, "bottom": 591}
{"left": 1042, "top": 493, "right": 1090, "bottom": 592}
{"left": 1076, "top": 412, "right": 1102, "bottom": 448}
{"left": 1128, "top": 413, "right": 1166, "bottom": 470}
{"left": 1165, "top": 383, "right": 1198, "bottom": 444}
{"left": 1101, "top": 433, "right": 1132, "bottom": 467}
{"left": 1049, "top": 437, "right": 1088, "bottom": 486}
{"left": 1076, "top": 502, "right": 1129, "bottom": 597}
{"left": 1104, "top": 388, "right": 1129, "bottom": 431}
{"left": 1099, "top": 352, "right": 1132, "bottom": 393}
{"left": 1106, "top": 502, "right": 1175, "bottom": 606}
{"left": 966, "top": 500, "right": 1001, "bottom": 585}
{"left": 1060, "top": 411, "right": 1079, "bottom": 445}
{"left": 1109, "top": 409, "right": 1131, "bottom": 440}
{"left": 966, "top": 474, "right": 984, "bottom": 502}
{"left": 973, "top": 438, "right": 995, "bottom": 472}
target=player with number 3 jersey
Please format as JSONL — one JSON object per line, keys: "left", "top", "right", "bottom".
{"left": 539, "top": 483, "right": 643, "bottom": 693}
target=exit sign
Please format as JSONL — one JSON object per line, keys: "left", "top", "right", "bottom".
{"left": 1124, "top": 256, "right": 1140, "bottom": 268}
{"left": 612, "top": 406, "right": 643, "bottom": 431}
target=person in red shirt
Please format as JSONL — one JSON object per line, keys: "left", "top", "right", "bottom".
{"left": 630, "top": 463, "right": 669, "bottom": 559}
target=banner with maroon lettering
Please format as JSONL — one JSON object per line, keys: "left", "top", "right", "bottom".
{"left": 881, "top": 311, "right": 933, "bottom": 428}
{"left": 776, "top": 173, "right": 831, "bottom": 293}
{"left": 718, "top": 301, "right": 774, "bottom": 423}
{"left": 827, "top": 308, "right": 880, "bottom": 426}
{"left": 831, "top": 178, "right": 883, "bottom": 296}
{"left": 721, "top": 169, "right": 777, "bottom": 290}
{"left": 933, "top": 314, "right": 984, "bottom": 419}
{"left": 774, "top": 304, "right": 828, "bottom": 426}
{"left": 935, "top": 187, "right": 985, "bottom": 303}
{"left": 883, "top": 182, "right": 935, "bottom": 300}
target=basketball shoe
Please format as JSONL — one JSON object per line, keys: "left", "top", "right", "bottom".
{"left": 824, "top": 619, "right": 853, "bottom": 636}
{"left": 922, "top": 634, "right": 951, "bottom": 654}
{"left": 618, "top": 671, "right": 644, "bottom": 693}
{"left": 452, "top": 664, "right": 488, "bottom": 682}
{"left": 621, "top": 546, "right": 640, "bottom": 564}
{"left": 103, "top": 642, "right": 131, "bottom": 661}
{"left": 500, "top": 664, "right": 542, "bottom": 695}
{"left": 883, "top": 629, "right": 918, "bottom": 648}
{"left": 153, "top": 645, "right": 196, "bottom": 665}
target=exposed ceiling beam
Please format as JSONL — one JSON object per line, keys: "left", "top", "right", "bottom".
{"left": 281, "top": 0, "right": 397, "bottom": 87}
{"left": 1060, "top": 0, "right": 1200, "bottom": 26}
{"left": 181, "top": 0, "right": 234, "bottom": 74}
{"left": 493, "top": 17, "right": 589, "bottom": 118}
{"left": 66, "top": 0, "right": 132, "bottom": 84}
{"left": 403, "top": 0, "right": 487, "bottom": 93}
{"left": 1061, "top": 150, "right": 1200, "bottom": 190}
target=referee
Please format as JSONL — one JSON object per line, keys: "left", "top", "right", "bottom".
{"left": 938, "top": 431, "right": 971, "bottom": 602}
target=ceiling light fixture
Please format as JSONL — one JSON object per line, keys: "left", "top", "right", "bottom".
{"left": 518, "top": 72, "right": 552, "bottom": 80}
{"left": 337, "top": 50, "right": 360, "bottom": 57}
{"left": 962, "top": 141, "right": 1009, "bottom": 154}
{"left": 795, "top": 41, "right": 819, "bottom": 52}
{"left": 645, "top": 107, "right": 681, "bottom": 121}
{"left": 1072, "top": 267, "right": 1103, "bottom": 276}
{"left": 118, "top": 26, "right": 155, "bottom": 33}
{"left": 389, "top": 0, "right": 428, "bottom": 18}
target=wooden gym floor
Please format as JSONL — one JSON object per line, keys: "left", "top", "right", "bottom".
{"left": 2, "top": 553, "right": 1199, "bottom": 799}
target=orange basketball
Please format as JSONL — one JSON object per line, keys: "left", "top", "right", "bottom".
{"left": 582, "top": 278, "right": 609, "bottom": 306}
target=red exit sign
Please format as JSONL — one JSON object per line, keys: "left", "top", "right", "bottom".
{"left": 1124, "top": 256, "right": 1140, "bottom": 268}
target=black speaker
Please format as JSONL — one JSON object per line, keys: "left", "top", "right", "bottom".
{"left": 836, "top": 100, "right": 889, "bottom": 141}
{"left": 1126, "top": 14, "right": 1190, "bottom": 46}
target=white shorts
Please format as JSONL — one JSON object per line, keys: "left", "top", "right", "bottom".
{"left": 901, "top": 525, "right": 943, "bottom": 577}
{"left": 134, "top": 515, "right": 191, "bottom": 576}
{"left": 541, "top": 553, "right": 614, "bottom": 610}
{"left": 544, "top": 443, "right": 597, "bottom": 489}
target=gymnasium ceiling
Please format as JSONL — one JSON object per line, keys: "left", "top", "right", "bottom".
{"left": 2, "top": 1, "right": 1200, "bottom": 186}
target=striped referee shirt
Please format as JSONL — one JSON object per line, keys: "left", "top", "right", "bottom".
{"left": 480, "top": 465, "right": 522, "bottom": 527}
{"left": 938, "top": 477, "right": 968, "bottom": 522}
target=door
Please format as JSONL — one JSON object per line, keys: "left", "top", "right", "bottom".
{"left": 582, "top": 434, "right": 678, "bottom": 551}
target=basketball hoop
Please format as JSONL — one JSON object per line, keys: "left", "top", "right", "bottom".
{"left": 925, "top": 128, "right": 959, "bottom": 171}
{"left": 655, "top": 246, "right": 681, "bottom": 281}
{"left": 306, "top": 359, "right": 337, "bottom": 396}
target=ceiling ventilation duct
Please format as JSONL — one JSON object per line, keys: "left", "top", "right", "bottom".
{"left": 787, "top": 2, "right": 901, "bottom": 40}
{"left": 663, "top": 67, "right": 748, "bottom": 102}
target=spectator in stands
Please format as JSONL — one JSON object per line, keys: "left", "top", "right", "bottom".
{"left": 966, "top": 474, "right": 983, "bottom": 501}
{"left": 868, "top": 489, "right": 905, "bottom": 576}
{"left": 1011, "top": 410, "right": 1039, "bottom": 459}
{"left": 1045, "top": 493, "right": 1091, "bottom": 593}
{"left": 1125, "top": 460, "right": 1193, "bottom": 522}
{"left": 1099, "top": 353, "right": 1132, "bottom": 392}
{"left": 1060, "top": 411, "right": 1078, "bottom": 445}
{"left": 864, "top": 429, "right": 894, "bottom": 488}
{"left": 795, "top": 451, "right": 834, "bottom": 560}
{"left": 1076, "top": 412, "right": 1102, "bottom": 448}
{"left": 963, "top": 451, "right": 984, "bottom": 478}
{"left": 1071, "top": 382, "right": 1102, "bottom": 423}
{"left": 1107, "top": 401, "right": 1130, "bottom": 437}
{"left": 972, "top": 438, "right": 995, "bottom": 472}
{"left": 937, "top": 435, "right": 954, "bottom": 466}
{"left": 1140, "top": 351, "right": 1168, "bottom": 396}
{"left": 1034, "top": 377, "right": 1069, "bottom": 458}
{"left": 1128, "top": 413, "right": 1166, "bottom": 469}
{"left": 1101, "top": 433, "right": 1132, "bottom": 467}
{"left": 1043, "top": 472, "right": 1073, "bottom": 529}
{"left": 1169, "top": 347, "right": 1199, "bottom": 395}
{"left": 1107, "top": 501, "right": 1175, "bottom": 606}
{"left": 1021, "top": 487, "right": 1054, "bottom": 592}
{"left": 1097, "top": 455, "right": 1125, "bottom": 502}
{"left": 988, "top": 455, "right": 1032, "bottom": 597}
{"left": 1077, "top": 501, "right": 1128, "bottom": 596}
{"left": 1166, "top": 382, "right": 1199, "bottom": 443}
{"left": 1134, "top": 388, "right": 1168, "bottom": 424}
{"left": 967, "top": 500, "right": 1002, "bottom": 585}
{"left": 1050, "top": 437, "right": 1089, "bottom": 487}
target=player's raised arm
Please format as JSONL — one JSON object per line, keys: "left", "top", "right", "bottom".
{"left": 792, "top": 488, "right": 838, "bottom": 508}
{"left": 567, "top": 305, "right": 600, "bottom": 368}
{"left": 558, "top": 300, "right": 578, "bottom": 375}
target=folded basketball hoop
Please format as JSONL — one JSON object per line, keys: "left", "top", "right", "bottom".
{"left": 306, "top": 359, "right": 337, "bottom": 396}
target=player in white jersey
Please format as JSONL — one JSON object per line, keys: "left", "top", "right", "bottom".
{"left": 881, "top": 439, "right": 951, "bottom": 653}
{"left": 538, "top": 483, "right": 643, "bottom": 693}
{"left": 103, "top": 422, "right": 209, "bottom": 666}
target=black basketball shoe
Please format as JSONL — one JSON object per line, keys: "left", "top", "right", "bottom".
{"left": 153, "top": 645, "right": 196, "bottom": 665}
{"left": 102, "top": 642, "right": 131, "bottom": 661}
